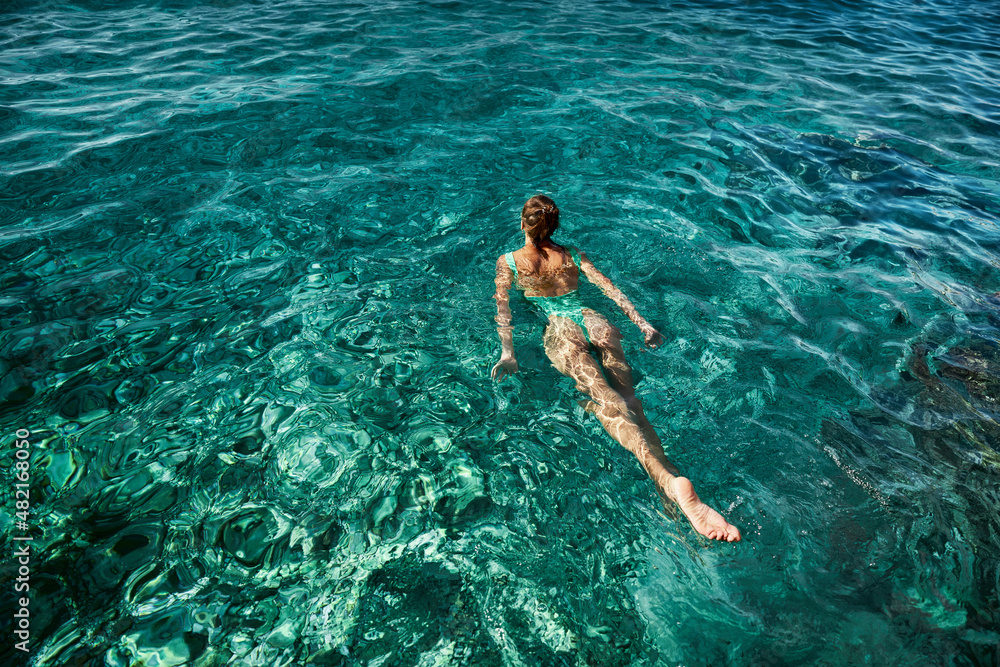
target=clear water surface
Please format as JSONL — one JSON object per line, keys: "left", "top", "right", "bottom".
{"left": 1, "top": 0, "right": 999, "bottom": 665}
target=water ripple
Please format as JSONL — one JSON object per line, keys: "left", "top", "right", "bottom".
{"left": 2, "top": 0, "right": 999, "bottom": 665}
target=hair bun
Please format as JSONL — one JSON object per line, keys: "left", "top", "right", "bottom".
{"left": 521, "top": 196, "right": 559, "bottom": 253}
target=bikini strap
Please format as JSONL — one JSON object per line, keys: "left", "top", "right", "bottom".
{"left": 568, "top": 247, "right": 583, "bottom": 268}
{"left": 504, "top": 252, "right": 518, "bottom": 276}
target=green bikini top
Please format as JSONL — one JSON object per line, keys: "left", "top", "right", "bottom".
{"left": 504, "top": 247, "right": 583, "bottom": 283}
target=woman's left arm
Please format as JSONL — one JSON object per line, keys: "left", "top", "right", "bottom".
{"left": 576, "top": 248, "right": 664, "bottom": 347}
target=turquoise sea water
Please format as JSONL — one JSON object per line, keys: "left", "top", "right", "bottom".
{"left": 2, "top": 0, "right": 999, "bottom": 664}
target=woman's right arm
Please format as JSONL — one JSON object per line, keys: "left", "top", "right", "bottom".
{"left": 492, "top": 256, "right": 519, "bottom": 380}
{"left": 577, "top": 248, "right": 664, "bottom": 348}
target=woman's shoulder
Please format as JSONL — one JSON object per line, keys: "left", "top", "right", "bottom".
{"left": 496, "top": 252, "right": 518, "bottom": 273}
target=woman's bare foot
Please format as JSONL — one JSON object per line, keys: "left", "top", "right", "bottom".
{"left": 576, "top": 398, "right": 739, "bottom": 542}
{"left": 666, "top": 476, "right": 741, "bottom": 542}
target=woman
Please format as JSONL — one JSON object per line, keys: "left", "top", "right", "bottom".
{"left": 492, "top": 195, "right": 741, "bottom": 542}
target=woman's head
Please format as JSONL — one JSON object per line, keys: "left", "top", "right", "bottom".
{"left": 521, "top": 195, "right": 560, "bottom": 252}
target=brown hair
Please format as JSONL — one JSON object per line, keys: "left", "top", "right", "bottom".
{"left": 521, "top": 195, "right": 562, "bottom": 256}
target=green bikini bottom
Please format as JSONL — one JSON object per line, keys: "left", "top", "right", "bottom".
{"left": 528, "top": 291, "right": 591, "bottom": 342}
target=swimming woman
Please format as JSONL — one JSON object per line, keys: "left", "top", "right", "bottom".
{"left": 492, "top": 195, "right": 741, "bottom": 542}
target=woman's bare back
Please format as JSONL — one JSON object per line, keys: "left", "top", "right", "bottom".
{"left": 508, "top": 246, "right": 580, "bottom": 297}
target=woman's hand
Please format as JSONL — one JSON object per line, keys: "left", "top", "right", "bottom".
{"left": 643, "top": 325, "right": 664, "bottom": 348}
{"left": 491, "top": 354, "right": 519, "bottom": 381}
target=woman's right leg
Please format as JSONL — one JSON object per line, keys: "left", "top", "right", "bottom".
{"left": 581, "top": 309, "right": 678, "bottom": 475}
{"left": 542, "top": 318, "right": 678, "bottom": 496}
{"left": 550, "top": 314, "right": 742, "bottom": 543}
